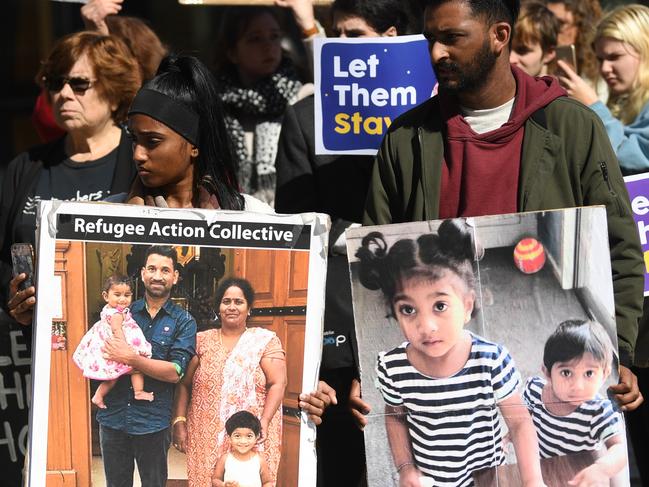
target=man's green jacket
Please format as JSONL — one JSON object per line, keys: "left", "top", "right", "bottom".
{"left": 364, "top": 95, "right": 646, "bottom": 367}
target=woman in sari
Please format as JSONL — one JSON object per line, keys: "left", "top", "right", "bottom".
{"left": 172, "top": 277, "right": 287, "bottom": 487}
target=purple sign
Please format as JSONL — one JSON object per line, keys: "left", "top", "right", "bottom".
{"left": 625, "top": 172, "right": 649, "bottom": 295}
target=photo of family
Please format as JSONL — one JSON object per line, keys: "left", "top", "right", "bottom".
{"left": 346, "top": 207, "right": 629, "bottom": 487}
{"left": 29, "top": 201, "right": 327, "bottom": 487}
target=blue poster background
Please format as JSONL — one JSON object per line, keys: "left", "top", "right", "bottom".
{"left": 315, "top": 35, "right": 436, "bottom": 155}
{"left": 624, "top": 173, "right": 649, "bottom": 295}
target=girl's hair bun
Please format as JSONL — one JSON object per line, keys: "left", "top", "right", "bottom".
{"left": 437, "top": 219, "right": 481, "bottom": 262}
{"left": 355, "top": 231, "right": 389, "bottom": 290}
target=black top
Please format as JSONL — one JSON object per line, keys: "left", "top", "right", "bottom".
{"left": 275, "top": 95, "right": 374, "bottom": 223}
{"left": 275, "top": 95, "right": 374, "bottom": 373}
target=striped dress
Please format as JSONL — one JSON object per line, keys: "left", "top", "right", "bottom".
{"left": 375, "top": 333, "right": 521, "bottom": 487}
{"left": 522, "top": 375, "right": 622, "bottom": 458}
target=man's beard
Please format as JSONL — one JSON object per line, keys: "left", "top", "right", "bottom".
{"left": 434, "top": 39, "right": 498, "bottom": 93}
{"left": 145, "top": 282, "right": 171, "bottom": 299}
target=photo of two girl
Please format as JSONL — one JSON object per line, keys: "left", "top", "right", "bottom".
{"left": 347, "top": 207, "right": 629, "bottom": 487}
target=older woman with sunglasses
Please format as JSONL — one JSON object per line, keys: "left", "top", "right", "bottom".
{"left": 0, "top": 31, "right": 140, "bottom": 484}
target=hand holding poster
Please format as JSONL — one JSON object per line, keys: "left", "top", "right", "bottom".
{"left": 29, "top": 201, "right": 328, "bottom": 487}
{"left": 314, "top": 35, "right": 436, "bottom": 155}
{"left": 346, "top": 208, "right": 630, "bottom": 486}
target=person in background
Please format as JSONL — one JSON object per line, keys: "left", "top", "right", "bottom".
{"left": 32, "top": 0, "right": 166, "bottom": 143}
{"left": 545, "top": 0, "right": 606, "bottom": 100}
{"left": 1, "top": 31, "right": 140, "bottom": 485}
{"left": 558, "top": 3, "right": 649, "bottom": 174}
{"left": 81, "top": 0, "right": 167, "bottom": 82}
{"left": 556, "top": 5, "right": 649, "bottom": 484}
{"left": 510, "top": 1, "right": 559, "bottom": 77}
{"left": 275, "top": 1, "right": 418, "bottom": 485}
{"left": 213, "top": 6, "right": 312, "bottom": 207}
{"left": 274, "top": 0, "right": 327, "bottom": 77}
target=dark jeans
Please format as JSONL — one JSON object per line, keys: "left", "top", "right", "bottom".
{"left": 99, "top": 425, "right": 171, "bottom": 487}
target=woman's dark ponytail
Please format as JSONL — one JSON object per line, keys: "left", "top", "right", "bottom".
{"left": 146, "top": 54, "right": 245, "bottom": 210}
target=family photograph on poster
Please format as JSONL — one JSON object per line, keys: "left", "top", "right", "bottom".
{"left": 346, "top": 207, "right": 629, "bottom": 487}
{"left": 29, "top": 201, "right": 328, "bottom": 487}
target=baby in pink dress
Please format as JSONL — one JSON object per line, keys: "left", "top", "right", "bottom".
{"left": 73, "top": 275, "right": 153, "bottom": 408}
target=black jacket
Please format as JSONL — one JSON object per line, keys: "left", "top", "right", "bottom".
{"left": 0, "top": 130, "right": 135, "bottom": 313}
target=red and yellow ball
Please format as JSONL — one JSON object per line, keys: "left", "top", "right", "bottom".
{"left": 513, "top": 238, "right": 546, "bottom": 274}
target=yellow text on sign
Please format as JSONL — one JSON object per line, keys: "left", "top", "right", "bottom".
{"left": 334, "top": 112, "right": 392, "bottom": 135}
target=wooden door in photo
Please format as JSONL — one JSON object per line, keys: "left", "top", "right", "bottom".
{"left": 46, "top": 240, "right": 91, "bottom": 486}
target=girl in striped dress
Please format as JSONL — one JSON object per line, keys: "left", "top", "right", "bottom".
{"left": 355, "top": 219, "right": 544, "bottom": 487}
{"left": 523, "top": 319, "right": 625, "bottom": 485}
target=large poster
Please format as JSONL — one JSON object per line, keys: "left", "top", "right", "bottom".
{"left": 314, "top": 35, "right": 436, "bottom": 155}
{"left": 29, "top": 201, "right": 328, "bottom": 487}
{"left": 347, "top": 207, "right": 629, "bottom": 487}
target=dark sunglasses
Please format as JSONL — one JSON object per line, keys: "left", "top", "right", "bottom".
{"left": 43, "top": 76, "right": 95, "bottom": 94}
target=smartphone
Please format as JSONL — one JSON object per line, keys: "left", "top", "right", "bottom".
{"left": 11, "top": 243, "right": 35, "bottom": 291}
{"left": 555, "top": 44, "right": 577, "bottom": 73}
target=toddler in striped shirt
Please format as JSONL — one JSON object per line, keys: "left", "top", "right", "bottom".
{"left": 357, "top": 219, "right": 544, "bottom": 487}
{"left": 523, "top": 319, "right": 626, "bottom": 485}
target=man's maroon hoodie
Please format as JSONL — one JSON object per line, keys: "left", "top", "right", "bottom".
{"left": 438, "top": 66, "right": 567, "bottom": 219}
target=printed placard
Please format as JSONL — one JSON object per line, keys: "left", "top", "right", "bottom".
{"left": 624, "top": 172, "right": 649, "bottom": 295}
{"left": 314, "top": 35, "right": 437, "bottom": 155}
{"left": 347, "top": 207, "right": 630, "bottom": 486}
{"left": 29, "top": 201, "right": 328, "bottom": 487}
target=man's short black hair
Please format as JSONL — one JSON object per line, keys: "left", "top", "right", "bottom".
{"left": 143, "top": 245, "right": 178, "bottom": 271}
{"left": 225, "top": 410, "right": 261, "bottom": 436}
{"left": 332, "top": 0, "right": 419, "bottom": 35}
{"left": 422, "top": 0, "right": 520, "bottom": 28}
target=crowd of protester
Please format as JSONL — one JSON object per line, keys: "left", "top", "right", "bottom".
{"left": 2, "top": 0, "right": 649, "bottom": 485}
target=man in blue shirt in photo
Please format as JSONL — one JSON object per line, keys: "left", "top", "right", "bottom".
{"left": 98, "top": 244, "right": 196, "bottom": 487}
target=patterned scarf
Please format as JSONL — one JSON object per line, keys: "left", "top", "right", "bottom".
{"left": 217, "top": 60, "right": 302, "bottom": 206}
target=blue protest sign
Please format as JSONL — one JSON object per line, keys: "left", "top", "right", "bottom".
{"left": 625, "top": 172, "right": 649, "bottom": 295}
{"left": 314, "top": 35, "right": 436, "bottom": 155}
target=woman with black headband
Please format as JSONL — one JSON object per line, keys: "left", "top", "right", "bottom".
{"left": 123, "top": 54, "right": 270, "bottom": 212}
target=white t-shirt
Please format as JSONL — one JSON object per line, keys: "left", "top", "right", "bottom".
{"left": 461, "top": 97, "right": 516, "bottom": 134}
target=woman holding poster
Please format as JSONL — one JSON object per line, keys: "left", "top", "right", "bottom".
{"left": 1, "top": 31, "right": 140, "bottom": 485}
{"left": 171, "top": 277, "right": 287, "bottom": 487}
{"left": 121, "top": 53, "right": 272, "bottom": 215}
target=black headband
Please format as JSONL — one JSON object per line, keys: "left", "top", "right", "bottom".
{"left": 128, "top": 88, "right": 200, "bottom": 146}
